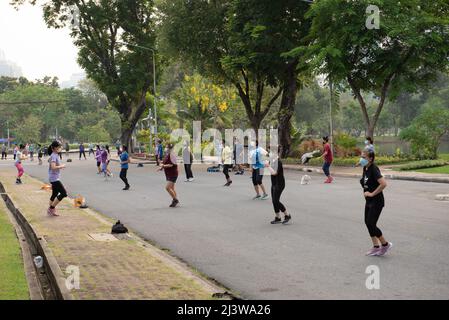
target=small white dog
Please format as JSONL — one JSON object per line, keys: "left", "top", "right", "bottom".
{"left": 301, "top": 175, "right": 311, "bottom": 185}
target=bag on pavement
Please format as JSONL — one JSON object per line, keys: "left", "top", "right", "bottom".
{"left": 112, "top": 220, "right": 128, "bottom": 234}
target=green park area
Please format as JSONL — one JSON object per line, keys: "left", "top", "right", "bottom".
{"left": 0, "top": 203, "right": 29, "bottom": 300}
{"left": 1, "top": 1, "right": 448, "bottom": 173}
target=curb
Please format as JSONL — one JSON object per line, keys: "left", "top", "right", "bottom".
{"left": 0, "top": 183, "right": 74, "bottom": 300}
{"left": 284, "top": 166, "right": 449, "bottom": 184}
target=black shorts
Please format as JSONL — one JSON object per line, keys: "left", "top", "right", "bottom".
{"left": 252, "top": 168, "right": 264, "bottom": 186}
{"left": 166, "top": 176, "right": 178, "bottom": 183}
{"left": 97, "top": 161, "right": 101, "bottom": 167}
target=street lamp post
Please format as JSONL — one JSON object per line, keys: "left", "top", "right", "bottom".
{"left": 6, "top": 120, "right": 10, "bottom": 149}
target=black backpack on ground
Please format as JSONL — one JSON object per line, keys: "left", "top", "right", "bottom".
{"left": 111, "top": 220, "right": 128, "bottom": 234}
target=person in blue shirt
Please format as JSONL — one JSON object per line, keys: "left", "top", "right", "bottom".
{"left": 250, "top": 140, "right": 269, "bottom": 200}
{"left": 156, "top": 139, "right": 164, "bottom": 166}
{"left": 119, "top": 145, "right": 131, "bottom": 190}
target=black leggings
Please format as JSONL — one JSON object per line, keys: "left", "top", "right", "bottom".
{"left": 79, "top": 151, "right": 86, "bottom": 159}
{"left": 365, "top": 202, "right": 383, "bottom": 238}
{"left": 271, "top": 185, "right": 286, "bottom": 214}
{"left": 120, "top": 168, "right": 129, "bottom": 187}
{"left": 223, "top": 164, "right": 232, "bottom": 180}
{"left": 50, "top": 181, "right": 68, "bottom": 202}
{"left": 184, "top": 164, "right": 193, "bottom": 179}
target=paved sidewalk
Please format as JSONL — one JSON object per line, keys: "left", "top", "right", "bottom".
{"left": 0, "top": 169, "right": 221, "bottom": 300}
{"left": 284, "top": 164, "right": 449, "bottom": 184}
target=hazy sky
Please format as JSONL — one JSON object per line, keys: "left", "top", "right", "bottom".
{"left": 0, "top": 1, "right": 83, "bottom": 82}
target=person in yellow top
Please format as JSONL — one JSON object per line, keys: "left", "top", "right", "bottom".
{"left": 221, "top": 139, "right": 233, "bottom": 187}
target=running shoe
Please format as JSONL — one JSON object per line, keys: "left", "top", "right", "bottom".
{"left": 224, "top": 181, "right": 232, "bottom": 187}
{"left": 185, "top": 179, "right": 190, "bottom": 182}
{"left": 122, "top": 186, "right": 130, "bottom": 191}
{"left": 169, "top": 199, "right": 179, "bottom": 208}
{"left": 47, "top": 207, "right": 59, "bottom": 217}
{"left": 189, "top": 178, "right": 195, "bottom": 182}
{"left": 282, "top": 215, "right": 292, "bottom": 224}
{"left": 324, "top": 177, "right": 331, "bottom": 183}
{"left": 365, "top": 247, "right": 381, "bottom": 256}
{"left": 270, "top": 217, "right": 282, "bottom": 225}
{"left": 261, "top": 194, "right": 269, "bottom": 200}
{"left": 252, "top": 195, "right": 261, "bottom": 200}
{"left": 377, "top": 242, "right": 393, "bottom": 256}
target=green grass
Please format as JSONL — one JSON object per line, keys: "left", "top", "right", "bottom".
{"left": 416, "top": 165, "right": 449, "bottom": 174}
{"left": 439, "top": 153, "right": 449, "bottom": 161}
{"left": 0, "top": 206, "right": 29, "bottom": 300}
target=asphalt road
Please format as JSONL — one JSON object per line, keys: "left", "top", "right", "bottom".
{"left": 4, "top": 156, "right": 449, "bottom": 299}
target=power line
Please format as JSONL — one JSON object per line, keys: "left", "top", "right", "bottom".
{"left": 0, "top": 100, "right": 65, "bottom": 105}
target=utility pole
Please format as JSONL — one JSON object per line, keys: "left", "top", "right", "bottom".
{"left": 7, "top": 120, "right": 10, "bottom": 149}
{"left": 329, "top": 79, "right": 334, "bottom": 154}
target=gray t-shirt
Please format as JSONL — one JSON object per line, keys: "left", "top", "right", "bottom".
{"left": 48, "top": 153, "right": 61, "bottom": 182}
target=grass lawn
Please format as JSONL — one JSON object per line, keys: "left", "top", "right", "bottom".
{"left": 0, "top": 203, "right": 29, "bottom": 300}
{"left": 439, "top": 153, "right": 449, "bottom": 161}
{"left": 416, "top": 165, "right": 449, "bottom": 174}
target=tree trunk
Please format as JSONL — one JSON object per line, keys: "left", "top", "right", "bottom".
{"left": 119, "top": 100, "right": 147, "bottom": 153}
{"left": 278, "top": 63, "right": 299, "bottom": 158}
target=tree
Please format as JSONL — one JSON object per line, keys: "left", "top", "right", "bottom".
{"left": 14, "top": 115, "right": 44, "bottom": 143}
{"left": 400, "top": 104, "right": 449, "bottom": 160}
{"left": 289, "top": 0, "right": 449, "bottom": 138}
{"left": 13, "top": 0, "right": 158, "bottom": 150}
{"left": 159, "top": 0, "right": 311, "bottom": 156}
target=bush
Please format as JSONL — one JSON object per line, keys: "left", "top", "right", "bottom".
{"left": 334, "top": 133, "right": 360, "bottom": 157}
{"left": 396, "top": 159, "right": 448, "bottom": 171}
{"left": 298, "top": 138, "right": 322, "bottom": 155}
{"left": 307, "top": 156, "right": 407, "bottom": 167}
{"left": 400, "top": 105, "right": 449, "bottom": 160}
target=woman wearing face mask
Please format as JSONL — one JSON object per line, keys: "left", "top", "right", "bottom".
{"left": 265, "top": 145, "right": 291, "bottom": 225}
{"left": 158, "top": 143, "right": 179, "bottom": 207}
{"left": 365, "top": 137, "right": 375, "bottom": 152}
{"left": 360, "top": 150, "right": 392, "bottom": 256}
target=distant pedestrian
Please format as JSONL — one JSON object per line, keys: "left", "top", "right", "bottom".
{"left": 13, "top": 145, "right": 18, "bottom": 161}
{"left": 364, "top": 137, "right": 375, "bottom": 152}
{"left": 79, "top": 142, "right": 87, "bottom": 160}
{"left": 266, "top": 145, "right": 291, "bottom": 225}
{"left": 250, "top": 141, "right": 269, "bottom": 200}
{"left": 37, "top": 144, "right": 43, "bottom": 165}
{"left": 95, "top": 145, "right": 102, "bottom": 174}
{"left": 29, "top": 144, "right": 35, "bottom": 161}
{"left": 15, "top": 144, "right": 27, "bottom": 184}
{"left": 47, "top": 141, "right": 68, "bottom": 217}
{"left": 88, "top": 143, "right": 94, "bottom": 157}
{"left": 119, "top": 145, "right": 131, "bottom": 190}
{"left": 158, "top": 143, "right": 179, "bottom": 207}
{"left": 321, "top": 136, "right": 333, "bottom": 183}
{"left": 65, "top": 142, "right": 70, "bottom": 158}
{"left": 222, "top": 139, "right": 232, "bottom": 187}
{"left": 182, "top": 141, "right": 194, "bottom": 182}
{"left": 155, "top": 139, "right": 163, "bottom": 166}
{"left": 100, "top": 145, "right": 112, "bottom": 179}
{"left": 1, "top": 144, "right": 7, "bottom": 160}
{"left": 359, "top": 150, "right": 392, "bottom": 256}
{"left": 233, "top": 137, "right": 244, "bottom": 175}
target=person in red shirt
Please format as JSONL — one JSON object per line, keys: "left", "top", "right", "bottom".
{"left": 321, "top": 136, "right": 334, "bottom": 183}
{"left": 158, "top": 143, "right": 180, "bottom": 207}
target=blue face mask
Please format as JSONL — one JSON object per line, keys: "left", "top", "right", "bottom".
{"left": 359, "top": 158, "right": 369, "bottom": 167}
{"left": 364, "top": 140, "right": 369, "bottom": 145}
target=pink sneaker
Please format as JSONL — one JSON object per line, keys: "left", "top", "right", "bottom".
{"left": 47, "top": 207, "right": 59, "bottom": 217}
{"left": 377, "top": 242, "right": 393, "bottom": 256}
{"left": 324, "top": 178, "right": 331, "bottom": 183}
{"left": 365, "top": 247, "right": 381, "bottom": 256}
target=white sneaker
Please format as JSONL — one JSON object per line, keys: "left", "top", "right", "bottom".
{"left": 184, "top": 179, "right": 190, "bottom": 182}
{"left": 189, "top": 178, "right": 195, "bottom": 182}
